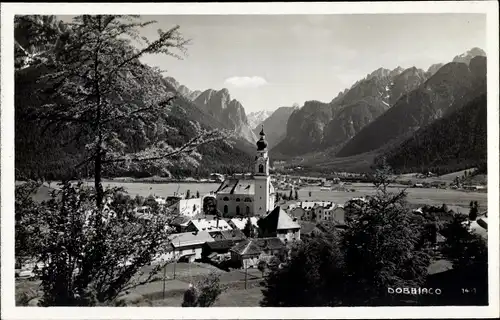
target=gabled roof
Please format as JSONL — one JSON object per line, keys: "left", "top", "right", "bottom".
{"left": 168, "top": 231, "right": 214, "bottom": 248}
{"left": 210, "top": 229, "right": 247, "bottom": 241}
{"left": 170, "top": 215, "right": 191, "bottom": 226}
{"left": 231, "top": 240, "right": 263, "bottom": 256}
{"left": 230, "top": 237, "right": 285, "bottom": 256}
{"left": 205, "top": 239, "right": 240, "bottom": 251}
{"left": 229, "top": 217, "right": 259, "bottom": 230}
{"left": 188, "top": 218, "right": 232, "bottom": 232}
{"left": 259, "top": 206, "right": 300, "bottom": 231}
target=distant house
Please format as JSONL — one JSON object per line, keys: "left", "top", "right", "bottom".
{"left": 202, "top": 239, "right": 242, "bottom": 262}
{"left": 158, "top": 231, "right": 215, "bottom": 263}
{"left": 228, "top": 217, "right": 259, "bottom": 236}
{"left": 289, "top": 201, "right": 332, "bottom": 220}
{"left": 168, "top": 198, "right": 202, "bottom": 217}
{"left": 169, "top": 215, "right": 191, "bottom": 233}
{"left": 258, "top": 206, "right": 301, "bottom": 243}
{"left": 210, "top": 228, "right": 247, "bottom": 242}
{"left": 185, "top": 218, "right": 232, "bottom": 234}
{"left": 229, "top": 237, "right": 286, "bottom": 268}
{"left": 315, "top": 204, "right": 345, "bottom": 224}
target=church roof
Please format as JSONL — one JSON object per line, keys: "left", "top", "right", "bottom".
{"left": 215, "top": 179, "right": 275, "bottom": 195}
{"left": 259, "top": 206, "right": 301, "bottom": 231}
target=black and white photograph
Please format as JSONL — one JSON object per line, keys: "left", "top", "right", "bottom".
{"left": 1, "top": 1, "right": 499, "bottom": 319}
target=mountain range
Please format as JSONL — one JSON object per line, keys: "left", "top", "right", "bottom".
{"left": 272, "top": 65, "right": 431, "bottom": 156}
{"left": 252, "top": 106, "right": 298, "bottom": 148}
{"left": 269, "top": 47, "right": 487, "bottom": 174}
{"left": 14, "top": 15, "right": 488, "bottom": 180}
{"left": 247, "top": 110, "right": 274, "bottom": 130}
{"left": 15, "top": 63, "right": 256, "bottom": 180}
{"left": 381, "top": 92, "right": 486, "bottom": 174}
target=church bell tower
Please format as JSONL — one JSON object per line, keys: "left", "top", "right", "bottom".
{"left": 254, "top": 126, "right": 271, "bottom": 216}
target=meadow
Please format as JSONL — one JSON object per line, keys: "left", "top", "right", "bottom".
{"left": 95, "top": 181, "right": 487, "bottom": 214}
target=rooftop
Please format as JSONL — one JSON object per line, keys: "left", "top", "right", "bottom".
{"left": 188, "top": 218, "right": 232, "bottom": 232}
{"left": 229, "top": 217, "right": 259, "bottom": 230}
{"left": 259, "top": 206, "right": 301, "bottom": 231}
{"left": 215, "top": 179, "right": 275, "bottom": 195}
{"left": 230, "top": 237, "right": 285, "bottom": 256}
{"left": 168, "top": 231, "right": 214, "bottom": 248}
{"left": 211, "top": 229, "right": 247, "bottom": 241}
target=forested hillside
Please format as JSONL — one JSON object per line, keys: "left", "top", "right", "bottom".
{"left": 381, "top": 93, "right": 487, "bottom": 174}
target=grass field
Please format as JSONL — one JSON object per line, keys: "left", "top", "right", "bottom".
{"left": 294, "top": 184, "right": 486, "bottom": 213}
{"left": 151, "top": 285, "right": 264, "bottom": 307}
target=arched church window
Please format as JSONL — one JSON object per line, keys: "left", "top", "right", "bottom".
{"left": 223, "top": 197, "right": 229, "bottom": 201}
{"left": 244, "top": 197, "right": 252, "bottom": 202}
{"left": 236, "top": 198, "right": 240, "bottom": 202}
{"left": 236, "top": 206, "right": 240, "bottom": 215}
{"left": 246, "top": 206, "right": 250, "bottom": 214}
{"left": 224, "top": 205, "right": 228, "bottom": 214}
{"left": 259, "top": 164, "right": 264, "bottom": 173}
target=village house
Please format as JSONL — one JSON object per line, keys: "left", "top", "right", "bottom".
{"left": 258, "top": 206, "right": 301, "bottom": 243}
{"left": 201, "top": 230, "right": 247, "bottom": 264}
{"left": 228, "top": 217, "right": 259, "bottom": 236}
{"left": 289, "top": 201, "right": 334, "bottom": 221}
{"left": 202, "top": 240, "right": 241, "bottom": 263}
{"left": 157, "top": 231, "right": 215, "bottom": 263}
{"left": 229, "top": 237, "right": 286, "bottom": 268}
{"left": 167, "top": 197, "right": 202, "bottom": 217}
{"left": 185, "top": 218, "right": 232, "bottom": 234}
{"left": 315, "top": 204, "right": 345, "bottom": 225}
{"left": 210, "top": 228, "right": 247, "bottom": 242}
{"left": 169, "top": 215, "right": 191, "bottom": 233}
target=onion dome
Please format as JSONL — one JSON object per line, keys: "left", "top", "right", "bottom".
{"left": 256, "top": 125, "right": 268, "bottom": 151}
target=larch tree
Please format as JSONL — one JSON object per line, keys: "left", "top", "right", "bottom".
{"left": 14, "top": 15, "right": 231, "bottom": 306}
{"left": 25, "top": 15, "right": 229, "bottom": 208}
{"left": 340, "top": 160, "right": 431, "bottom": 305}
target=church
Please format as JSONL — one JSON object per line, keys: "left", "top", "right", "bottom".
{"left": 215, "top": 127, "right": 275, "bottom": 218}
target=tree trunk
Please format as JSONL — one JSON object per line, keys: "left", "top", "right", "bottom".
{"left": 95, "top": 149, "right": 103, "bottom": 209}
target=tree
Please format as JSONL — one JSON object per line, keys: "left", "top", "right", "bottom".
{"left": 257, "top": 259, "right": 268, "bottom": 278}
{"left": 24, "top": 15, "right": 228, "bottom": 208}
{"left": 134, "top": 194, "right": 144, "bottom": 206}
{"left": 341, "top": 161, "right": 431, "bottom": 305}
{"left": 261, "top": 234, "right": 344, "bottom": 307}
{"left": 441, "top": 214, "right": 487, "bottom": 270}
{"left": 441, "top": 203, "right": 448, "bottom": 213}
{"left": 440, "top": 213, "right": 488, "bottom": 304}
{"left": 261, "top": 160, "right": 432, "bottom": 307}
{"left": 243, "top": 217, "right": 255, "bottom": 238}
{"left": 469, "top": 201, "right": 478, "bottom": 221}
{"left": 181, "top": 272, "right": 226, "bottom": 307}
{"left": 186, "top": 189, "right": 191, "bottom": 199}
{"left": 196, "top": 190, "right": 200, "bottom": 198}
{"left": 16, "top": 182, "right": 172, "bottom": 306}
{"left": 15, "top": 181, "right": 44, "bottom": 267}
{"left": 294, "top": 190, "right": 299, "bottom": 200}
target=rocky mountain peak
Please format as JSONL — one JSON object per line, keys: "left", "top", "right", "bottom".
{"left": 452, "top": 47, "right": 486, "bottom": 65}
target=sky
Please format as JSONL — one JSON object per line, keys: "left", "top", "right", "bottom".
{"left": 61, "top": 14, "right": 486, "bottom": 113}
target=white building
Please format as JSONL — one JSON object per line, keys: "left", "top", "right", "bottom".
{"left": 156, "top": 231, "right": 215, "bottom": 263}
{"left": 228, "top": 217, "right": 259, "bottom": 230}
{"left": 168, "top": 198, "right": 202, "bottom": 217}
{"left": 215, "top": 127, "right": 275, "bottom": 217}
{"left": 185, "top": 218, "right": 232, "bottom": 234}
